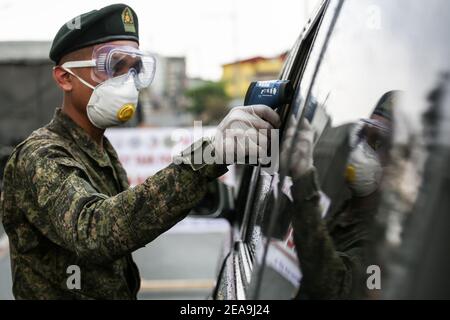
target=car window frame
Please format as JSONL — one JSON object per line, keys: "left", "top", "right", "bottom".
{"left": 241, "top": 0, "right": 331, "bottom": 251}
{"left": 233, "top": 0, "right": 334, "bottom": 299}
{"left": 249, "top": 0, "right": 347, "bottom": 299}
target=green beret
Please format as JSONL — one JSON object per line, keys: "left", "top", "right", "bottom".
{"left": 50, "top": 3, "right": 139, "bottom": 64}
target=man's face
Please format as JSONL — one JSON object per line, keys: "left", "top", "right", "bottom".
{"left": 58, "top": 40, "right": 139, "bottom": 117}
{"left": 360, "top": 114, "right": 392, "bottom": 166}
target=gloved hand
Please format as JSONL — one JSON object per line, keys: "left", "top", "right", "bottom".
{"left": 213, "top": 105, "right": 281, "bottom": 165}
{"left": 282, "top": 117, "right": 314, "bottom": 179}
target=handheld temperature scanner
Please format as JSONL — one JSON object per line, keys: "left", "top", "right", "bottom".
{"left": 244, "top": 80, "right": 293, "bottom": 110}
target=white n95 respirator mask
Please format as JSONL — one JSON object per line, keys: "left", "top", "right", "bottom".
{"left": 345, "top": 120, "right": 386, "bottom": 198}
{"left": 63, "top": 69, "right": 139, "bottom": 129}
{"left": 345, "top": 140, "right": 383, "bottom": 198}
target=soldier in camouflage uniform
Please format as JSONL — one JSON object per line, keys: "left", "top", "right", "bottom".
{"left": 284, "top": 92, "right": 398, "bottom": 299}
{"left": 0, "top": 4, "right": 280, "bottom": 299}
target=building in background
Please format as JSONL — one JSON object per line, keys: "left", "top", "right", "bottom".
{"left": 221, "top": 52, "right": 288, "bottom": 106}
{"left": 141, "top": 55, "right": 193, "bottom": 127}
{"left": 0, "top": 41, "right": 62, "bottom": 147}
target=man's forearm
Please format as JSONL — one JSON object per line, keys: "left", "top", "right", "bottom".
{"left": 72, "top": 162, "right": 227, "bottom": 263}
{"left": 125, "top": 163, "right": 227, "bottom": 248}
{"left": 291, "top": 169, "right": 357, "bottom": 299}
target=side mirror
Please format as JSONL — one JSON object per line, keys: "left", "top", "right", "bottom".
{"left": 189, "top": 180, "right": 234, "bottom": 218}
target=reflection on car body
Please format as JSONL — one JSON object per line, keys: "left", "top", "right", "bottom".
{"left": 207, "top": 0, "right": 450, "bottom": 300}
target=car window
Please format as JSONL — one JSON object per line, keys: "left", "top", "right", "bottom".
{"left": 308, "top": 0, "right": 449, "bottom": 127}
{"left": 246, "top": 2, "right": 340, "bottom": 299}
{"left": 298, "top": 0, "right": 449, "bottom": 207}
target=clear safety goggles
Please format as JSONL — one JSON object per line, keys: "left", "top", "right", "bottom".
{"left": 357, "top": 118, "right": 392, "bottom": 152}
{"left": 60, "top": 44, "right": 156, "bottom": 90}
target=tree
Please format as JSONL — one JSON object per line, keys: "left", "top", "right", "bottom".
{"left": 185, "top": 81, "right": 230, "bottom": 125}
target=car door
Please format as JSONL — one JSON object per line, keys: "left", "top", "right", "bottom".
{"left": 213, "top": 0, "right": 331, "bottom": 300}
{"left": 252, "top": 0, "right": 450, "bottom": 300}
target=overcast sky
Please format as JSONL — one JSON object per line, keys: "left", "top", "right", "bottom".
{"left": 0, "top": 0, "right": 320, "bottom": 80}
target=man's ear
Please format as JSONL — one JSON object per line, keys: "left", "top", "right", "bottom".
{"left": 53, "top": 66, "right": 73, "bottom": 92}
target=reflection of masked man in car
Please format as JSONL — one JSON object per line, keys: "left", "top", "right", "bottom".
{"left": 283, "top": 91, "right": 399, "bottom": 299}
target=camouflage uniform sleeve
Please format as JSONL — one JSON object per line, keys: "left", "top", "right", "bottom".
{"left": 19, "top": 142, "right": 227, "bottom": 264}
{"left": 289, "top": 169, "right": 367, "bottom": 300}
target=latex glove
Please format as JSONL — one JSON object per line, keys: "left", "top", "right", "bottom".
{"left": 282, "top": 117, "right": 314, "bottom": 179}
{"left": 214, "top": 105, "right": 281, "bottom": 165}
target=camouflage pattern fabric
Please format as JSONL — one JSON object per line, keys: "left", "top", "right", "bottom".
{"left": 290, "top": 169, "right": 377, "bottom": 300}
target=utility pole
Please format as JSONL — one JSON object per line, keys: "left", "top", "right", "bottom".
{"left": 231, "top": 0, "right": 239, "bottom": 102}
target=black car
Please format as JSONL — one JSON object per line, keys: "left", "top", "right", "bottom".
{"left": 198, "top": 0, "right": 450, "bottom": 300}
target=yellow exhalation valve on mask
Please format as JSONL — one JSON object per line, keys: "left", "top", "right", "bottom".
{"left": 117, "top": 104, "right": 136, "bottom": 122}
{"left": 345, "top": 164, "right": 357, "bottom": 183}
